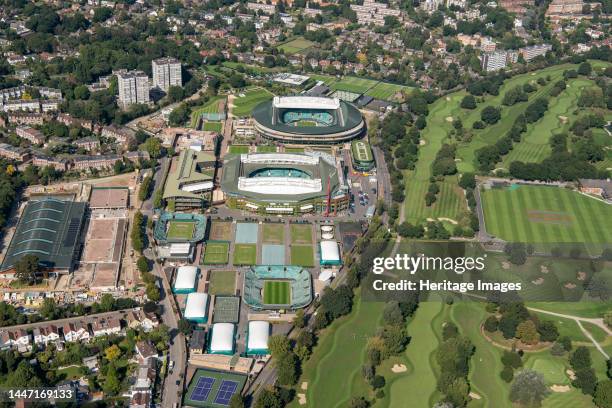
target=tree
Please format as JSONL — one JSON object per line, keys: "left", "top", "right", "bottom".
{"left": 458, "top": 173, "right": 476, "bottom": 190}
{"left": 578, "top": 62, "right": 592, "bottom": 76}
{"left": 573, "top": 367, "right": 597, "bottom": 395}
{"left": 460, "top": 95, "right": 476, "bottom": 109}
{"left": 254, "top": 387, "right": 283, "bottom": 408}
{"left": 500, "top": 365, "right": 514, "bottom": 382}
{"left": 229, "top": 394, "right": 246, "bottom": 408}
{"left": 484, "top": 316, "right": 499, "bottom": 332}
{"left": 142, "top": 137, "right": 163, "bottom": 159}
{"left": 268, "top": 335, "right": 291, "bottom": 357}
{"left": 104, "top": 344, "right": 121, "bottom": 361}
{"left": 594, "top": 380, "right": 612, "bottom": 408}
{"left": 505, "top": 242, "right": 527, "bottom": 265}
{"left": 100, "top": 293, "right": 115, "bottom": 312}
{"left": 570, "top": 346, "right": 592, "bottom": 371}
{"left": 14, "top": 254, "right": 40, "bottom": 284}
{"left": 348, "top": 397, "right": 370, "bottom": 408}
{"left": 103, "top": 364, "right": 122, "bottom": 395}
{"left": 276, "top": 351, "right": 299, "bottom": 385}
{"left": 537, "top": 320, "right": 559, "bottom": 342}
{"left": 509, "top": 369, "right": 549, "bottom": 406}
{"left": 481, "top": 106, "right": 501, "bottom": 125}
{"left": 137, "top": 256, "right": 149, "bottom": 273}
{"left": 501, "top": 351, "right": 523, "bottom": 369}
{"left": 516, "top": 320, "right": 540, "bottom": 345}
{"left": 178, "top": 319, "right": 193, "bottom": 336}
{"left": 167, "top": 85, "right": 185, "bottom": 102}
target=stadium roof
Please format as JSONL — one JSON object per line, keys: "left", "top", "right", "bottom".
{"left": 184, "top": 293, "right": 209, "bottom": 322}
{"left": 247, "top": 321, "right": 270, "bottom": 354}
{"left": 221, "top": 152, "right": 342, "bottom": 203}
{"left": 163, "top": 149, "right": 216, "bottom": 200}
{"left": 320, "top": 240, "right": 341, "bottom": 265}
{"left": 209, "top": 323, "right": 235, "bottom": 354}
{"left": 173, "top": 266, "right": 199, "bottom": 293}
{"left": 1, "top": 197, "right": 86, "bottom": 272}
{"left": 252, "top": 97, "right": 363, "bottom": 136}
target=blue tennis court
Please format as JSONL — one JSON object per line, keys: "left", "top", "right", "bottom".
{"left": 191, "top": 376, "right": 215, "bottom": 401}
{"left": 235, "top": 223, "right": 258, "bottom": 244}
{"left": 214, "top": 380, "right": 239, "bottom": 406}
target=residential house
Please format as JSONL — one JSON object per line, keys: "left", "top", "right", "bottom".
{"left": 33, "top": 325, "right": 60, "bottom": 346}
{"left": 16, "top": 126, "right": 45, "bottom": 145}
{"left": 75, "top": 137, "right": 100, "bottom": 151}
{"left": 135, "top": 340, "right": 158, "bottom": 362}
{"left": 72, "top": 155, "right": 121, "bottom": 172}
{"left": 91, "top": 317, "right": 122, "bottom": 337}
{"left": 32, "top": 154, "right": 68, "bottom": 171}
{"left": 101, "top": 125, "right": 135, "bottom": 145}
{"left": 63, "top": 321, "right": 91, "bottom": 343}
{"left": 0, "top": 143, "right": 29, "bottom": 161}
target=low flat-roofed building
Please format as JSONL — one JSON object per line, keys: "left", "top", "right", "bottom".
{"left": 208, "top": 323, "right": 235, "bottom": 355}
{"left": 163, "top": 149, "right": 216, "bottom": 210}
{"left": 173, "top": 265, "right": 199, "bottom": 294}
{"left": 246, "top": 321, "right": 270, "bottom": 356}
{"left": 189, "top": 329, "right": 206, "bottom": 354}
{"left": 184, "top": 292, "right": 209, "bottom": 323}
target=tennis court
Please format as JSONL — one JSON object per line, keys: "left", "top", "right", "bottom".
{"left": 233, "top": 244, "right": 257, "bottom": 265}
{"left": 262, "top": 223, "right": 284, "bottom": 244}
{"left": 167, "top": 220, "right": 196, "bottom": 240}
{"left": 290, "top": 245, "right": 315, "bottom": 267}
{"left": 213, "top": 296, "right": 240, "bottom": 323}
{"left": 202, "top": 241, "right": 230, "bottom": 265}
{"left": 235, "top": 223, "right": 259, "bottom": 244}
{"left": 208, "top": 270, "right": 236, "bottom": 295}
{"left": 261, "top": 244, "right": 285, "bottom": 265}
{"left": 185, "top": 368, "right": 247, "bottom": 407}
{"left": 290, "top": 224, "right": 312, "bottom": 244}
{"left": 263, "top": 280, "right": 291, "bottom": 305}
{"left": 209, "top": 221, "right": 232, "bottom": 241}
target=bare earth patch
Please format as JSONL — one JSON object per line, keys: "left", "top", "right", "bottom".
{"left": 550, "top": 385, "right": 571, "bottom": 393}
{"left": 391, "top": 364, "right": 407, "bottom": 373}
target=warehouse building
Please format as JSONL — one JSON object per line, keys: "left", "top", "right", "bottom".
{"left": 246, "top": 321, "right": 270, "bottom": 356}
{"left": 207, "top": 323, "right": 235, "bottom": 355}
{"left": 319, "top": 240, "right": 342, "bottom": 266}
{"left": 172, "top": 266, "right": 199, "bottom": 294}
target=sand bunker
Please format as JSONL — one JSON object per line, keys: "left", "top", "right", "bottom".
{"left": 446, "top": 116, "right": 454, "bottom": 122}
{"left": 577, "top": 271, "right": 586, "bottom": 281}
{"left": 532, "top": 278, "right": 545, "bottom": 285}
{"left": 391, "top": 364, "right": 407, "bottom": 373}
{"left": 469, "top": 392, "right": 482, "bottom": 399}
{"left": 301, "top": 382, "right": 308, "bottom": 390}
{"left": 540, "top": 265, "right": 549, "bottom": 274}
{"left": 567, "top": 369, "right": 576, "bottom": 380}
{"left": 564, "top": 282, "right": 577, "bottom": 289}
{"left": 297, "top": 393, "right": 307, "bottom": 405}
{"left": 550, "top": 385, "right": 571, "bottom": 393}
{"left": 502, "top": 261, "right": 511, "bottom": 270}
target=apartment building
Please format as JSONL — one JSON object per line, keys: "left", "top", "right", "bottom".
{"left": 0, "top": 143, "right": 29, "bottom": 161}
{"left": 101, "top": 125, "right": 135, "bottom": 145}
{"left": 32, "top": 154, "right": 68, "bottom": 171}
{"left": 247, "top": 2, "right": 276, "bottom": 14}
{"left": 117, "top": 70, "right": 150, "bottom": 107}
{"left": 152, "top": 57, "right": 182, "bottom": 92}
{"left": 519, "top": 44, "right": 553, "bottom": 61}
{"left": 351, "top": 0, "right": 401, "bottom": 25}
{"left": 481, "top": 50, "right": 519, "bottom": 72}
{"left": 16, "top": 125, "right": 45, "bottom": 144}
{"left": 8, "top": 112, "right": 48, "bottom": 126}
{"left": 72, "top": 155, "right": 121, "bottom": 172}
{"left": 75, "top": 136, "right": 100, "bottom": 151}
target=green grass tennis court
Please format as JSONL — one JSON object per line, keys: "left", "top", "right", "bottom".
{"left": 167, "top": 221, "right": 196, "bottom": 240}
{"left": 207, "top": 270, "right": 236, "bottom": 295}
{"left": 233, "top": 244, "right": 257, "bottom": 265}
{"left": 203, "top": 121, "right": 223, "bottom": 132}
{"left": 202, "top": 241, "right": 230, "bottom": 265}
{"left": 277, "top": 37, "right": 314, "bottom": 55}
{"left": 365, "top": 82, "right": 410, "bottom": 100}
{"left": 262, "top": 223, "right": 284, "bottom": 244}
{"left": 331, "top": 77, "right": 378, "bottom": 94}
{"left": 290, "top": 224, "right": 312, "bottom": 244}
{"left": 263, "top": 280, "right": 291, "bottom": 305}
{"left": 481, "top": 184, "right": 612, "bottom": 243}
{"left": 190, "top": 96, "right": 225, "bottom": 128}
{"left": 290, "top": 245, "right": 315, "bottom": 267}
{"left": 228, "top": 145, "right": 249, "bottom": 154}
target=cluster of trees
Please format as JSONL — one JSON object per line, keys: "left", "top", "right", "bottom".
{"left": 268, "top": 335, "right": 301, "bottom": 388}
{"left": 432, "top": 144, "right": 457, "bottom": 177}
{"left": 0, "top": 159, "right": 23, "bottom": 238}
{"left": 570, "top": 346, "right": 598, "bottom": 395}
{"left": 131, "top": 211, "right": 146, "bottom": 253}
{"left": 499, "top": 349, "right": 524, "bottom": 383}
{"left": 509, "top": 369, "right": 550, "bottom": 407}
{"left": 138, "top": 175, "right": 153, "bottom": 202}
{"left": 361, "top": 299, "right": 418, "bottom": 403}
{"left": 393, "top": 126, "right": 420, "bottom": 171}
{"left": 483, "top": 302, "right": 559, "bottom": 344}
{"left": 453, "top": 173, "right": 479, "bottom": 238}
{"left": 434, "top": 322, "right": 475, "bottom": 407}
{"left": 502, "top": 85, "right": 529, "bottom": 106}
{"left": 466, "top": 73, "right": 507, "bottom": 97}
{"left": 475, "top": 112, "right": 527, "bottom": 171}
{"left": 137, "top": 256, "right": 160, "bottom": 302}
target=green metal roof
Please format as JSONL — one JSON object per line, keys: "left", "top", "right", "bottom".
{"left": 252, "top": 99, "right": 363, "bottom": 136}
{"left": 163, "top": 149, "right": 216, "bottom": 200}
{"left": 1, "top": 197, "right": 87, "bottom": 271}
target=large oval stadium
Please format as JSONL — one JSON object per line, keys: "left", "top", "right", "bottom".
{"left": 252, "top": 96, "right": 365, "bottom": 144}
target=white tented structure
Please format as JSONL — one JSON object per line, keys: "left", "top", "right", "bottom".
{"left": 208, "top": 323, "right": 235, "bottom": 355}
{"left": 184, "top": 293, "right": 209, "bottom": 323}
{"left": 246, "top": 321, "right": 270, "bottom": 355}
{"left": 319, "top": 240, "right": 341, "bottom": 266}
{"left": 173, "top": 265, "right": 199, "bottom": 294}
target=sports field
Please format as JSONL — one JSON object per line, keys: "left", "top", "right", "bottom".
{"left": 263, "top": 280, "right": 291, "bottom": 305}
{"left": 209, "top": 221, "right": 232, "bottom": 241}
{"left": 233, "top": 244, "right": 257, "bottom": 265}
{"left": 190, "top": 96, "right": 225, "bottom": 128}
{"left": 231, "top": 87, "right": 274, "bottom": 117}
{"left": 207, "top": 270, "right": 236, "bottom": 295}
{"left": 331, "top": 77, "right": 379, "bottom": 94}
{"left": 290, "top": 224, "right": 312, "bottom": 244}
{"left": 228, "top": 145, "right": 249, "bottom": 154}
{"left": 309, "top": 74, "right": 337, "bottom": 86}
{"left": 184, "top": 368, "right": 246, "bottom": 408}
{"left": 351, "top": 140, "right": 373, "bottom": 162}
{"left": 365, "top": 82, "right": 410, "bottom": 100}
{"left": 277, "top": 37, "right": 314, "bottom": 55}
{"left": 167, "top": 221, "right": 195, "bottom": 240}
{"left": 203, "top": 121, "right": 223, "bottom": 132}
{"left": 290, "top": 245, "right": 314, "bottom": 267}
{"left": 262, "top": 223, "right": 284, "bottom": 244}
{"left": 202, "top": 241, "right": 230, "bottom": 265}
{"left": 481, "top": 184, "right": 612, "bottom": 243}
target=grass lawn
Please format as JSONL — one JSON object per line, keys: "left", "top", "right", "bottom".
{"left": 231, "top": 87, "right": 274, "bottom": 117}
{"left": 207, "top": 270, "right": 236, "bottom": 295}
{"left": 209, "top": 221, "right": 232, "bottom": 241}
{"left": 284, "top": 147, "right": 305, "bottom": 153}
{"left": 290, "top": 224, "right": 312, "bottom": 244}
{"left": 262, "top": 223, "right": 284, "bottom": 244}
{"left": 277, "top": 37, "right": 315, "bottom": 55}
{"left": 289, "top": 291, "right": 385, "bottom": 407}
{"left": 228, "top": 145, "right": 249, "bottom": 154}
{"left": 202, "top": 241, "right": 230, "bottom": 265}
{"left": 481, "top": 184, "right": 612, "bottom": 244}
{"left": 527, "top": 302, "right": 611, "bottom": 318}
{"left": 525, "top": 355, "right": 569, "bottom": 384}
{"left": 257, "top": 145, "right": 277, "bottom": 153}
{"left": 309, "top": 74, "right": 338, "bottom": 86}
{"left": 332, "top": 76, "right": 379, "bottom": 94}
{"left": 365, "top": 82, "right": 411, "bottom": 101}
{"left": 263, "top": 280, "right": 291, "bottom": 305}
{"left": 167, "top": 221, "right": 195, "bottom": 240}
{"left": 57, "top": 365, "right": 83, "bottom": 380}
{"left": 233, "top": 244, "right": 257, "bottom": 265}
{"left": 203, "top": 121, "right": 223, "bottom": 132}
{"left": 290, "top": 245, "right": 314, "bottom": 267}
{"left": 190, "top": 96, "right": 225, "bottom": 128}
